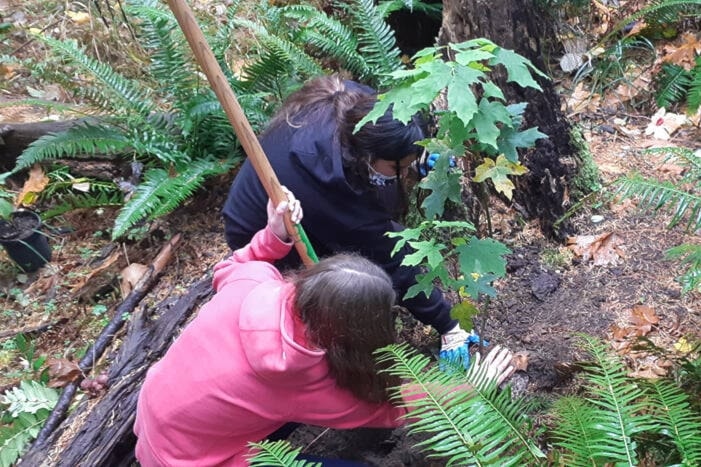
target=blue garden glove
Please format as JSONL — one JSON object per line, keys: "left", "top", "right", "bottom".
{"left": 439, "top": 325, "right": 488, "bottom": 371}
{"left": 418, "top": 153, "right": 456, "bottom": 177}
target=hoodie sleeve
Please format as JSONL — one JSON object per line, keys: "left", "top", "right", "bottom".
{"left": 212, "top": 225, "right": 292, "bottom": 292}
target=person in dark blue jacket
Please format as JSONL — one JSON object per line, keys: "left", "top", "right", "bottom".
{"left": 222, "top": 74, "right": 477, "bottom": 366}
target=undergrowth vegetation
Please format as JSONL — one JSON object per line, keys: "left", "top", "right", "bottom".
{"left": 0, "top": 0, "right": 700, "bottom": 465}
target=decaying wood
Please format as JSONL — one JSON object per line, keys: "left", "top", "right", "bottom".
{"left": 19, "top": 234, "right": 186, "bottom": 465}
{"left": 18, "top": 274, "right": 213, "bottom": 466}
{"left": 0, "top": 119, "right": 123, "bottom": 178}
{"left": 0, "top": 318, "right": 68, "bottom": 340}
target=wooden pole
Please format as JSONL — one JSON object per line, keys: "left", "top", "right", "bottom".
{"left": 166, "top": 0, "right": 317, "bottom": 266}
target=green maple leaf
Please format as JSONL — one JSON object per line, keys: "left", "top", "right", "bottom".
{"left": 497, "top": 126, "right": 548, "bottom": 163}
{"left": 450, "top": 300, "right": 480, "bottom": 331}
{"left": 404, "top": 239, "right": 446, "bottom": 268}
{"left": 456, "top": 236, "right": 511, "bottom": 278}
{"left": 473, "top": 155, "right": 528, "bottom": 199}
{"left": 458, "top": 272, "right": 499, "bottom": 298}
{"left": 490, "top": 47, "right": 547, "bottom": 90}
{"left": 418, "top": 155, "right": 462, "bottom": 219}
{"left": 411, "top": 60, "right": 452, "bottom": 105}
{"left": 386, "top": 224, "right": 424, "bottom": 256}
{"left": 405, "top": 267, "right": 447, "bottom": 299}
{"left": 470, "top": 99, "right": 512, "bottom": 150}
{"left": 447, "top": 65, "right": 482, "bottom": 126}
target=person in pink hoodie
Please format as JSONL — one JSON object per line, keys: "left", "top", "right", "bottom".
{"left": 134, "top": 189, "right": 515, "bottom": 466}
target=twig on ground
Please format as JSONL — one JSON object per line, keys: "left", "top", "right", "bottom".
{"left": 28, "top": 234, "right": 182, "bottom": 449}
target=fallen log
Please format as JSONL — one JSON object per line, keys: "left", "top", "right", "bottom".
{"left": 16, "top": 234, "right": 212, "bottom": 466}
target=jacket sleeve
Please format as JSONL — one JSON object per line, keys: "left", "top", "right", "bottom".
{"left": 212, "top": 225, "right": 292, "bottom": 292}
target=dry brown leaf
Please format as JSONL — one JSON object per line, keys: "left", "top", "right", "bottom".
{"left": 611, "top": 324, "right": 635, "bottom": 340}
{"left": 630, "top": 304, "right": 659, "bottom": 326}
{"left": 564, "top": 82, "right": 601, "bottom": 115}
{"left": 662, "top": 32, "right": 701, "bottom": 70}
{"left": 120, "top": 263, "right": 149, "bottom": 297}
{"left": 567, "top": 232, "right": 624, "bottom": 266}
{"left": 47, "top": 358, "right": 82, "bottom": 388}
{"left": 629, "top": 367, "right": 662, "bottom": 379}
{"left": 512, "top": 351, "right": 529, "bottom": 372}
{"left": 16, "top": 164, "right": 49, "bottom": 207}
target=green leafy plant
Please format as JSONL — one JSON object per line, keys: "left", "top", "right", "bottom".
{"left": 247, "top": 439, "right": 320, "bottom": 467}
{"left": 0, "top": 380, "right": 59, "bottom": 467}
{"left": 11, "top": 0, "right": 265, "bottom": 240}
{"left": 386, "top": 220, "right": 511, "bottom": 331}
{"left": 615, "top": 146, "right": 701, "bottom": 293}
{"left": 360, "top": 39, "right": 547, "bottom": 222}
{"left": 373, "top": 335, "right": 701, "bottom": 466}
{"left": 376, "top": 343, "right": 546, "bottom": 465}
{"left": 232, "top": 0, "right": 404, "bottom": 93}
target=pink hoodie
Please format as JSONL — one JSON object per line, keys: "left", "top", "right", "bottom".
{"left": 134, "top": 225, "right": 406, "bottom": 466}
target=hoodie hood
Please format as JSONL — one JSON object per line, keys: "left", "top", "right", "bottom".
{"left": 238, "top": 282, "right": 329, "bottom": 384}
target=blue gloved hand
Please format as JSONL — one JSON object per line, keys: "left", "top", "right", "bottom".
{"left": 419, "top": 153, "right": 456, "bottom": 177}
{"left": 438, "top": 326, "right": 488, "bottom": 371}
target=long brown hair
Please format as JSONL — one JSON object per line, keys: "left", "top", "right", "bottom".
{"left": 291, "top": 253, "right": 400, "bottom": 404}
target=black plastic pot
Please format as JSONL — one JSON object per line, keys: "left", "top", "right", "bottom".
{"left": 0, "top": 210, "right": 52, "bottom": 272}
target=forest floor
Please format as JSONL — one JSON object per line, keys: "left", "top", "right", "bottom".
{"left": 1, "top": 0, "right": 700, "bottom": 465}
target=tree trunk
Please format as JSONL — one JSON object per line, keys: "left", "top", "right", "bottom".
{"left": 440, "top": 0, "right": 578, "bottom": 238}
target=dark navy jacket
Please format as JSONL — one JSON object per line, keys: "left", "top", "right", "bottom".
{"left": 222, "top": 87, "right": 456, "bottom": 334}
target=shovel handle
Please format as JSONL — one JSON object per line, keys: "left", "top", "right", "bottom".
{"left": 166, "top": 0, "right": 317, "bottom": 266}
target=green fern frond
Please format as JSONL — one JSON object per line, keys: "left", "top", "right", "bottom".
{"left": 615, "top": 173, "right": 701, "bottom": 231}
{"left": 283, "top": 5, "right": 372, "bottom": 80}
{"left": 602, "top": 0, "right": 701, "bottom": 44}
{"left": 36, "top": 35, "right": 155, "bottom": 117}
{"left": 687, "top": 56, "right": 701, "bottom": 113}
{"left": 666, "top": 243, "right": 701, "bottom": 293}
{"left": 340, "top": 0, "right": 403, "bottom": 87}
{"left": 646, "top": 379, "right": 701, "bottom": 465}
{"left": 125, "top": 1, "right": 198, "bottom": 105}
{"left": 0, "top": 410, "right": 50, "bottom": 467}
{"left": 1, "top": 381, "right": 59, "bottom": 417}
{"left": 41, "top": 191, "right": 124, "bottom": 220}
{"left": 376, "top": 343, "right": 544, "bottom": 466}
{"left": 246, "top": 439, "right": 321, "bottom": 467}
{"left": 111, "top": 158, "right": 231, "bottom": 239}
{"left": 376, "top": 0, "right": 443, "bottom": 19}
{"left": 576, "top": 335, "right": 656, "bottom": 466}
{"left": 642, "top": 146, "right": 701, "bottom": 184}
{"left": 655, "top": 63, "right": 692, "bottom": 108}
{"left": 15, "top": 122, "right": 131, "bottom": 170}
{"left": 551, "top": 396, "right": 601, "bottom": 466}
{"left": 235, "top": 17, "right": 324, "bottom": 94}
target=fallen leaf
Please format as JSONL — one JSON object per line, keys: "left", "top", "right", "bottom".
{"left": 70, "top": 250, "right": 121, "bottom": 295}
{"left": 120, "top": 263, "right": 149, "bottom": 297}
{"left": 567, "top": 231, "right": 624, "bottom": 266}
{"left": 47, "top": 358, "right": 82, "bottom": 388}
{"left": 565, "top": 82, "right": 601, "bottom": 115}
{"left": 629, "top": 367, "right": 662, "bottom": 379}
{"left": 630, "top": 305, "right": 659, "bottom": 325}
{"left": 16, "top": 164, "right": 49, "bottom": 207}
{"left": 511, "top": 351, "right": 529, "bottom": 372}
{"left": 674, "top": 337, "right": 693, "bottom": 353}
{"left": 66, "top": 10, "right": 91, "bottom": 25}
{"left": 662, "top": 32, "right": 701, "bottom": 70}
